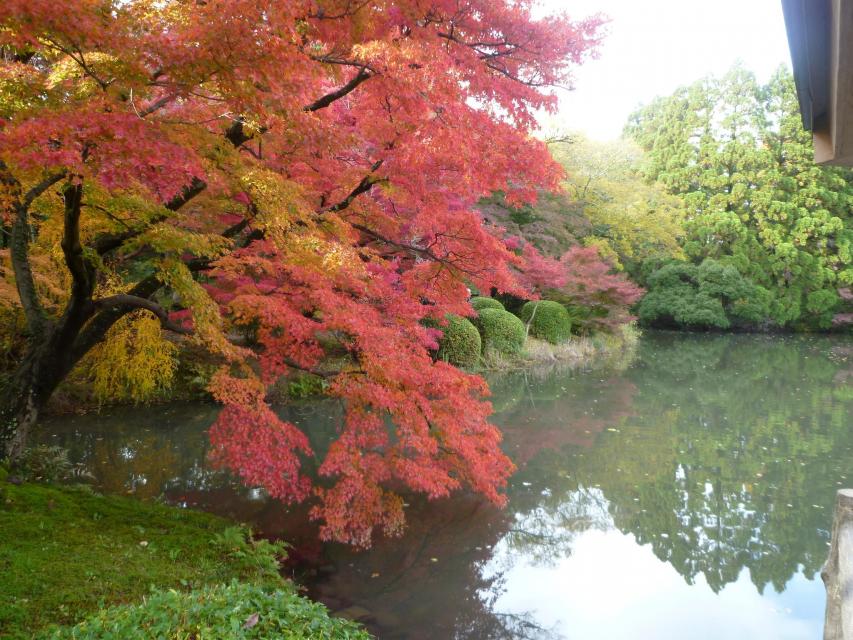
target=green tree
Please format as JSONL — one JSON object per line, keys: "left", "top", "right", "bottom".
{"left": 626, "top": 65, "right": 853, "bottom": 330}
{"left": 638, "top": 258, "right": 772, "bottom": 329}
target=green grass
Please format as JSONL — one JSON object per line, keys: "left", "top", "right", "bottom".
{"left": 0, "top": 481, "right": 284, "bottom": 638}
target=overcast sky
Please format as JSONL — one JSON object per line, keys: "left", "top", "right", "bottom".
{"left": 536, "top": 0, "right": 793, "bottom": 139}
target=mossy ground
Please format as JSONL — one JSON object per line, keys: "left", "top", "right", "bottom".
{"left": 0, "top": 481, "right": 279, "bottom": 639}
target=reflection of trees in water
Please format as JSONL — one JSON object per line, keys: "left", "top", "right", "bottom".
{"left": 567, "top": 333, "right": 853, "bottom": 593}
{"left": 497, "top": 486, "right": 612, "bottom": 569}
{"left": 35, "top": 333, "right": 852, "bottom": 636}
{"left": 39, "top": 403, "right": 226, "bottom": 498}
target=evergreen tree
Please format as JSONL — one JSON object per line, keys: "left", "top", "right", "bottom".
{"left": 627, "top": 65, "right": 853, "bottom": 330}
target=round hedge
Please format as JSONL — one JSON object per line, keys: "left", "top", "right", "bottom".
{"left": 519, "top": 300, "right": 573, "bottom": 344}
{"left": 436, "top": 315, "right": 481, "bottom": 368}
{"left": 470, "top": 296, "right": 505, "bottom": 312}
{"left": 473, "top": 308, "right": 526, "bottom": 355}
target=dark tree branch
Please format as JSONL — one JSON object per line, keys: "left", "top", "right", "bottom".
{"left": 0, "top": 161, "right": 49, "bottom": 335}
{"left": 23, "top": 172, "right": 66, "bottom": 209}
{"left": 93, "top": 294, "right": 192, "bottom": 334}
{"left": 60, "top": 182, "right": 92, "bottom": 298}
{"left": 321, "top": 160, "right": 385, "bottom": 214}
{"left": 304, "top": 67, "right": 373, "bottom": 112}
{"left": 224, "top": 117, "right": 254, "bottom": 148}
{"left": 136, "top": 92, "right": 175, "bottom": 118}
{"left": 71, "top": 275, "right": 163, "bottom": 362}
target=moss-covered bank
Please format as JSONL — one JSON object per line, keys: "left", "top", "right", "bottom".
{"left": 0, "top": 479, "right": 368, "bottom": 639}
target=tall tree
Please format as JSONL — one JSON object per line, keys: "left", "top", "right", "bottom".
{"left": 626, "top": 65, "right": 853, "bottom": 329}
{"left": 0, "top": 0, "right": 604, "bottom": 544}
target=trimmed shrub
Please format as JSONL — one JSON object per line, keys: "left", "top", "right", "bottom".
{"left": 519, "top": 301, "right": 573, "bottom": 344}
{"left": 436, "top": 315, "right": 481, "bottom": 368}
{"left": 470, "top": 296, "right": 504, "bottom": 312}
{"left": 473, "top": 308, "right": 525, "bottom": 356}
{"left": 44, "top": 581, "right": 371, "bottom": 640}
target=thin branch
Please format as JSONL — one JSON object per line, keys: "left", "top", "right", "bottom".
{"left": 350, "top": 223, "right": 458, "bottom": 270}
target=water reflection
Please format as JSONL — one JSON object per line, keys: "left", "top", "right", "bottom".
{"left": 39, "top": 332, "right": 853, "bottom": 639}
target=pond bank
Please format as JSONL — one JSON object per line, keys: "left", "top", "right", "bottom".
{"left": 482, "top": 323, "right": 640, "bottom": 372}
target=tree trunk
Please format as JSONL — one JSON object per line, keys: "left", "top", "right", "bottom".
{"left": 0, "top": 344, "right": 61, "bottom": 461}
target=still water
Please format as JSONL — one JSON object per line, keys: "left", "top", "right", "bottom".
{"left": 41, "top": 332, "right": 853, "bottom": 639}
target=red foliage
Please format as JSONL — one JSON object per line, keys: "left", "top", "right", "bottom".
{"left": 1, "top": 0, "right": 604, "bottom": 545}
{"left": 554, "top": 246, "right": 645, "bottom": 332}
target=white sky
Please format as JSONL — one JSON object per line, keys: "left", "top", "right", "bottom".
{"left": 536, "top": 0, "right": 793, "bottom": 140}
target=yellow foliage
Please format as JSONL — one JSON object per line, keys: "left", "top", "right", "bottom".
{"left": 157, "top": 258, "right": 236, "bottom": 358}
{"left": 552, "top": 135, "right": 686, "bottom": 266}
{"left": 239, "top": 169, "right": 312, "bottom": 247}
{"left": 0, "top": 249, "right": 69, "bottom": 313}
{"left": 0, "top": 62, "right": 44, "bottom": 117}
{"left": 86, "top": 311, "right": 178, "bottom": 404}
{"left": 582, "top": 237, "right": 623, "bottom": 270}
{"left": 130, "top": 223, "right": 231, "bottom": 259}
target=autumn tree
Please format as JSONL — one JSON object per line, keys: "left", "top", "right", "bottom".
{"left": 0, "top": 1, "right": 603, "bottom": 544}
{"left": 546, "top": 245, "right": 644, "bottom": 333}
{"left": 626, "top": 65, "right": 853, "bottom": 330}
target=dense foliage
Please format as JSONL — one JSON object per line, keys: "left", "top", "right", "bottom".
{"left": 638, "top": 259, "right": 772, "bottom": 329}
{"left": 550, "top": 135, "right": 686, "bottom": 271}
{"left": 519, "top": 300, "right": 572, "bottom": 344}
{"left": 472, "top": 309, "right": 526, "bottom": 357}
{"left": 45, "top": 582, "right": 370, "bottom": 640}
{"left": 626, "top": 66, "right": 853, "bottom": 330}
{"left": 0, "top": 1, "right": 604, "bottom": 544}
{"left": 435, "top": 315, "right": 481, "bottom": 368}
{"left": 542, "top": 246, "right": 644, "bottom": 333}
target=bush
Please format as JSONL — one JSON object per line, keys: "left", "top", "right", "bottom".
{"left": 473, "top": 309, "right": 525, "bottom": 356}
{"left": 436, "top": 315, "right": 481, "bottom": 368}
{"left": 637, "top": 259, "right": 772, "bottom": 330}
{"left": 43, "top": 581, "right": 371, "bottom": 640}
{"left": 519, "top": 301, "right": 572, "bottom": 344}
{"left": 470, "top": 296, "right": 504, "bottom": 312}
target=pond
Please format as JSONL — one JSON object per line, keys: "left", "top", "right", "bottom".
{"left": 40, "top": 332, "right": 853, "bottom": 639}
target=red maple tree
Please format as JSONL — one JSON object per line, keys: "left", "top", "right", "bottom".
{"left": 0, "top": 0, "right": 604, "bottom": 545}
{"left": 554, "top": 246, "right": 645, "bottom": 332}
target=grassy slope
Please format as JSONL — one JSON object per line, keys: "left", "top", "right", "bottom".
{"left": 0, "top": 480, "right": 270, "bottom": 639}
